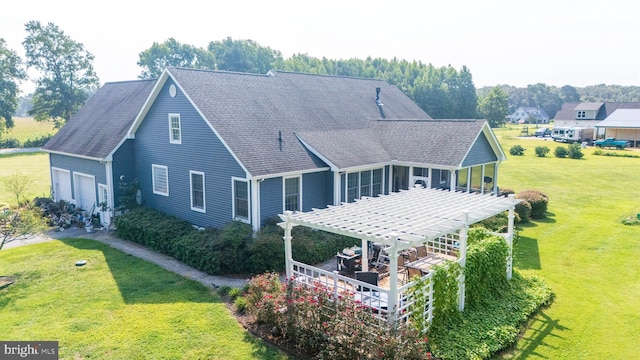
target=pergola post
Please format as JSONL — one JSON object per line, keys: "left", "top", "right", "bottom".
{"left": 387, "top": 236, "right": 399, "bottom": 325}
{"left": 458, "top": 211, "right": 469, "bottom": 311}
{"left": 506, "top": 194, "right": 516, "bottom": 280}
{"left": 279, "top": 211, "right": 294, "bottom": 278}
{"left": 360, "top": 238, "right": 369, "bottom": 272}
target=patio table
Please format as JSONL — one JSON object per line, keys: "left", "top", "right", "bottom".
{"left": 405, "top": 253, "right": 457, "bottom": 274}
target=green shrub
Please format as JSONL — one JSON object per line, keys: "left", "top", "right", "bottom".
{"left": 621, "top": 213, "right": 640, "bottom": 226}
{"left": 0, "top": 138, "right": 21, "bottom": 148}
{"left": 23, "top": 134, "right": 53, "bottom": 147}
{"left": 567, "top": 143, "right": 584, "bottom": 159}
{"left": 228, "top": 287, "right": 242, "bottom": 301}
{"left": 217, "top": 285, "right": 232, "bottom": 297}
{"left": 509, "top": 145, "right": 525, "bottom": 156}
{"left": 534, "top": 146, "right": 550, "bottom": 157}
{"left": 516, "top": 190, "right": 549, "bottom": 219}
{"left": 114, "top": 208, "right": 194, "bottom": 252}
{"left": 514, "top": 199, "right": 531, "bottom": 223}
{"left": 554, "top": 146, "right": 568, "bottom": 158}
{"left": 233, "top": 296, "right": 247, "bottom": 313}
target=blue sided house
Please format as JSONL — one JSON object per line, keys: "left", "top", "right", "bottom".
{"left": 43, "top": 68, "right": 506, "bottom": 231}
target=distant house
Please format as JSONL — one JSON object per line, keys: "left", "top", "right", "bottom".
{"left": 595, "top": 109, "right": 640, "bottom": 147}
{"left": 43, "top": 68, "right": 506, "bottom": 231}
{"left": 507, "top": 107, "right": 549, "bottom": 124}
{"left": 553, "top": 101, "right": 640, "bottom": 138}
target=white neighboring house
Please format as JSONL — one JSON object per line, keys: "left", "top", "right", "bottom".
{"left": 553, "top": 101, "right": 640, "bottom": 139}
{"left": 507, "top": 107, "right": 549, "bottom": 124}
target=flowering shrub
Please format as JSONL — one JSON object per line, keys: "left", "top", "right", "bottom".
{"left": 245, "top": 272, "right": 433, "bottom": 359}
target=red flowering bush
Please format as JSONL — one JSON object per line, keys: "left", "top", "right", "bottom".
{"left": 245, "top": 273, "right": 433, "bottom": 359}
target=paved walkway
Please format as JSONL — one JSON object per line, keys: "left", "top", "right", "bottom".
{"left": 3, "top": 227, "right": 248, "bottom": 289}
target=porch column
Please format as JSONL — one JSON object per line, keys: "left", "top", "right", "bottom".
{"left": 493, "top": 163, "right": 500, "bottom": 195}
{"left": 458, "top": 211, "right": 469, "bottom": 311}
{"left": 387, "top": 235, "right": 399, "bottom": 325}
{"left": 449, "top": 170, "right": 456, "bottom": 191}
{"left": 506, "top": 195, "right": 516, "bottom": 280}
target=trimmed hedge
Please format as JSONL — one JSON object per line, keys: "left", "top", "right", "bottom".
{"left": 516, "top": 190, "right": 549, "bottom": 219}
{"left": 114, "top": 208, "right": 359, "bottom": 276}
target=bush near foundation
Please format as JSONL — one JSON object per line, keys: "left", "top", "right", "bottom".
{"left": 516, "top": 190, "right": 549, "bottom": 219}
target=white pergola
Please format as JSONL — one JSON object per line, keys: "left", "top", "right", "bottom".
{"left": 279, "top": 187, "right": 519, "bottom": 321}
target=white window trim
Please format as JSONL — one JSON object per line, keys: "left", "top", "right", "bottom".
{"left": 232, "top": 177, "right": 250, "bottom": 223}
{"left": 168, "top": 113, "right": 182, "bottom": 144}
{"left": 345, "top": 168, "right": 384, "bottom": 203}
{"left": 440, "top": 170, "right": 448, "bottom": 184}
{"left": 283, "top": 175, "right": 302, "bottom": 212}
{"left": 189, "top": 170, "right": 206, "bottom": 213}
{"left": 152, "top": 164, "right": 169, "bottom": 196}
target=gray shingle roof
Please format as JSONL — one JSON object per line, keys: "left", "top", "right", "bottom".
{"left": 597, "top": 109, "right": 640, "bottom": 128}
{"left": 554, "top": 101, "right": 640, "bottom": 121}
{"left": 44, "top": 80, "right": 156, "bottom": 159}
{"left": 296, "top": 119, "right": 488, "bottom": 169}
{"left": 168, "top": 68, "right": 432, "bottom": 176}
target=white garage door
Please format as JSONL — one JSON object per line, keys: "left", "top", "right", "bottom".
{"left": 52, "top": 168, "right": 72, "bottom": 202}
{"left": 74, "top": 173, "right": 96, "bottom": 212}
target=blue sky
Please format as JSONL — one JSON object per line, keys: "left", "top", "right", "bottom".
{"left": 3, "top": 0, "right": 639, "bottom": 93}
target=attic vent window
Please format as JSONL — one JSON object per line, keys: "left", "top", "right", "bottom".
{"left": 169, "top": 84, "right": 177, "bottom": 97}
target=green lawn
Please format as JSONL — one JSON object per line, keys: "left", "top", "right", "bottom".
{"left": 0, "top": 238, "right": 288, "bottom": 360}
{"left": 0, "top": 152, "right": 51, "bottom": 207}
{"left": 2, "top": 116, "right": 57, "bottom": 144}
{"left": 494, "top": 127, "right": 640, "bottom": 359}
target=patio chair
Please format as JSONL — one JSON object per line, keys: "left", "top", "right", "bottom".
{"left": 406, "top": 266, "right": 423, "bottom": 281}
{"left": 397, "top": 255, "right": 407, "bottom": 284}
{"left": 407, "top": 249, "right": 418, "bottom": 263}
{"left": 416, "top": 245, "right": 427, "bottom": 258}
{"left": 355, "top": 271, "right": 379, "bottom": 292}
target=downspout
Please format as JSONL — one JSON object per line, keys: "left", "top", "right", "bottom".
{"left": 251, "top": 178, "right": 261, "bottom": 232}
{"left": 105, "top": 161, "right": 114, "bottom": 224}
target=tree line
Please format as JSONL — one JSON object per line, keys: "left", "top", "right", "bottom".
{"left": 2, "top": 21, "right": 640, "bottom": 134}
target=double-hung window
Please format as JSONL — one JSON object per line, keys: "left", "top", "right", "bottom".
{"left": 169, "top": 114, "right": 182, "bottom": 144}
{"left": 347, "top": 168, "right": 383, "bottom": 203}
{"left": 233, "top": 179, "right": 249, "bottom": 221}
{"left": 190, "top": 171, "right": 205, "bottom": 212}
{"left": 284, "top": 176, "right": 301, "bottom": 212}
{"left": 152, "top": 164, "right": 169, "bottom": 196}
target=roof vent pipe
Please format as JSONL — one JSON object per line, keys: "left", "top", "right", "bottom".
{"left": 375, "top": 87, "right": 383, "bottom": 106}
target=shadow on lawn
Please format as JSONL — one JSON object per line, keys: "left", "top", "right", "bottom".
{"left": 60, "top": 238, "right": 220, "bottom": 305}
{"left": 507, "top": 310, "right": 569, "bottom": 360}
{"left": 513, "top": 212, "right": 556, "bottom": 270}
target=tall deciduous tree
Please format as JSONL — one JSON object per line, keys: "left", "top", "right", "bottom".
{"left": 0, "top": 38, "right": 27, "bottom": 132}
{"left": 559, "top": 85, "right": 580, "bottom": 103}
{"left": 208, "top": 37, "right": 284, "bottom": 74}
{"left": 23, "top": 21, "right": 99, "bottom": 128}
{"left": 137, "top": 38, "right": 216, "bottom": 79}
{"left": 478, "top": 86, "right": 509, "bottom": 128}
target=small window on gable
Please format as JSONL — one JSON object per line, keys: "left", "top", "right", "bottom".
{"left": 152, "top": 164, "right": 169, "bottom": 196}
{"left": 577, "top": 110, "right": 586, "bottom": 119}
{"left": 190, "top": 171, "right": 205, "bottom": 212}
{"left": 169, "top": 114, "right": 181, "bottom": 144}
